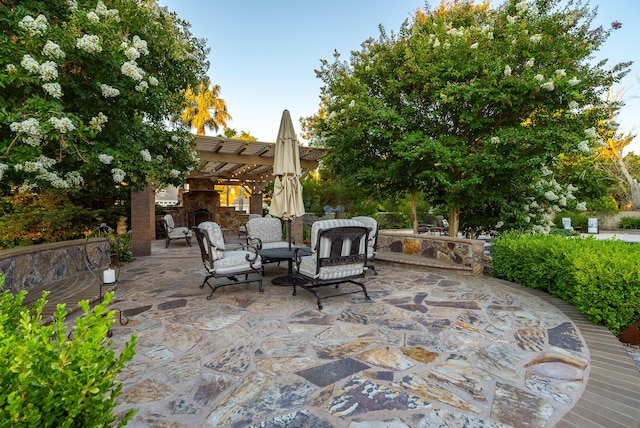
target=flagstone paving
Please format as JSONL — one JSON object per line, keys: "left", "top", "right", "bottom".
{"left": 98, "top": 240, "right": 640, "bottom": 428}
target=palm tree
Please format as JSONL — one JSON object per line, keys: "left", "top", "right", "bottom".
{"left": 181, "top": 78, "right": 231, "bottom": 135}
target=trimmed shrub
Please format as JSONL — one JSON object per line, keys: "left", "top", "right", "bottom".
{"left": 0, "top": 291, "right": 136, "bottom": 426}
{"left": 492, "top": 232, "right": 640, "bottom": 336}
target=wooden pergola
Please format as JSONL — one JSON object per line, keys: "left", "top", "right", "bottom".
{"left": 131, "top": 136, "right": 329, "bottom": 256}
{"left": 190, "top": 136, "right": 329, "bottom": 191}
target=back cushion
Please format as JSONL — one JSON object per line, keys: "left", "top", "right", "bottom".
{"left": 198, "top": 221, "right": 225, "bottom": 260}
{"left": 247, "top": 217, "right": 283, "bottom": 243}
{"left": 311, "top": 219, "right": 367, "bottom": 258}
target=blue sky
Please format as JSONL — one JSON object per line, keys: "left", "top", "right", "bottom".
{"left": 158, "top": 0, "right": 639, "bottom": 152}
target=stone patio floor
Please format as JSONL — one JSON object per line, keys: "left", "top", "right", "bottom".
{"left": 52, "top": 238, "right": 640, "bottom": 427}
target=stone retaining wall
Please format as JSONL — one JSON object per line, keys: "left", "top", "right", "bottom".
{"left": 0, "top": 238, "right": 110, "bottom": 294}
{"left": 377, "top": 230, "right": 485, "bottom": 275}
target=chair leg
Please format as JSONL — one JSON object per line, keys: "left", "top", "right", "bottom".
{"left": 186, "top": 236, "right": 192, "bottom": 247}
{"left": 165, "top": 237, "right": 170, "bottom": 248}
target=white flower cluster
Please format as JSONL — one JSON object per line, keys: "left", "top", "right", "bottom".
{"left": 67, "top": 0, "right": 78, "bottom": 11}
{"left": 111, "top": 168, "right": 126, "bottom": 183}
{"left": 76, "top": 34, "right": 102, "bottom": 54}
{"left": 124, "top": 46, "right": 140, "bottom": 61}
{"left": 100, "top": 84, "right": 120, "bottom": 98}
{"left": 17, "top": 155, "right": 56, "bottom": 173}
{"left": 99, "top": 153, "right": 114, "bottom": 164}
{"left": 21, "top": 54, "right": 40, "bottom": 74}
{"left": 140, "top": 149, "right": 152, "bottom": 162}
{"left": 121, "top": 60, "right": 145, "bottom": 81}
{"left": 42, "top": 40, "right": 66, "bottom": 59}
{"left": 169, "top": 169, "right": 180, "bottom": 178}
{"left": 133, "top": 35, "right": 149, "bottom": 56}
{"left": 39, "top": 61, "right": 58, "bottom": 81}
{"left": 529, "top": 34, "right": 542, "bottom": 44}
{"left": 568, "top": 100, "right": 579, "bottom": 110}
{"left": 568, "top": 77, "right": 580, "bottom": 86}
{"left": 525, "top": 58, "right": 534, "bottom": 68}
{"left": 42, "top": 83, "right": 63, "bottom": 98}
{"left": 540, "top": 81, "right": 555, "bottom": 91}
{"left": 577, "top": 140, "right": 590, "bottom": 153}
{"left": 6, "top": 64, "right": 17, "bottom": 74}
{"left": 18, "top": 15, "right": 48, "bottom": 36}
{"left": 470, "top": 42, "right": 479, "bottom": 49}
{"left": 89, "top": 112, "right": 108, "bottom": 131}
{"left": 49, "top": 117, "right": 75, "bottom": 133}
{"left": 0, "top": 163, "right": 8, "bottom": 181}
{"left": 504, "top": 65, "right": 512, "bottom": 77}
{"left": 10, "top": 118, "right": 43, "bottom": 146}
{"left": 95, "top": 1, "right": 120, "bottom": 21}
{"left": 86, "top": 12, "right": 100, "bottom": 23}
{"left": 148, "top": 76, "right": 159, "bottom": 86}
{"left": 135, "top": 81, "right": 148, "bottom": 92}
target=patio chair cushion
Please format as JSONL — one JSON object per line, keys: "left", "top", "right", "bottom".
{"left": 213, "top": 250, "right": 262, "bottom": 275}
{"left": 198, "top": 221, "right": 225, "bottom": 260}
{"left": 298, "top": 257, "right": 365, "bottom": 280}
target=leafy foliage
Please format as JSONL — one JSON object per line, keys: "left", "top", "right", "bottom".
{"left": 0, "top": 291, "right": 137, "bottom": 426}
{"left": 492, "top": 232, "right": 640, "bottom": 335}
{"left": 0, "top": 190, "right": 124, "bottom": 249}
{"left": 0, "top": 0, "right": 209, "bottom": 198}
{"left": 304, "top": 0, "right": 629, "bottom": 236}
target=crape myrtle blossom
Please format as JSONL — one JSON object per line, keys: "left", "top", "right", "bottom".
{"left": 42, "top": 41, "right": 65, "bottom": 59}
{"left": 89, "top": 113, "right": 108, "bottom": 132}
{"left": 100, "top": 84, "right": 120, "bottom": 98}
{"left": 42, "top": 83, "right": 62, "bottom": 98}
{"left": 20, "top": 54, "right": 40, "bottom": 74}
{"left": 98, "top": 154, "right": 113, "bottom": 164}
{"left": 111, "top": 168, "right": 126, "bottom": 183}
{"left": 140, "top": 149, "right": 152, "bottom": 162}
{"left": 39, "top": 61, "right": 58, "bottom": 81}
{"left": 49, "top": 117, "right": 75, "bottom": 133}
{"left": 18, "top": 14, "right": 48, "bottom": 36}
{"left": 76, "top": 34, "right": 102, "bottom": 54}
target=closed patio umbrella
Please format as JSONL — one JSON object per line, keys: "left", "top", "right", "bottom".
{"left": 269, "top": 109, "right": 305, "bottom": 249}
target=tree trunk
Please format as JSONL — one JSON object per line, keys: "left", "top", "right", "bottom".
{"left": 618, "top": 157, "right": 640, "bottom": 210}
{"left": 411, "top": 191, "right": 418, "bottom": 234}
{"left": 448, "top": 206, "right": 459, "bottom": 237}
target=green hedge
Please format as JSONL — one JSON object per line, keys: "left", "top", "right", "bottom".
{"left": 492, "top": 232, "right": 640, "bottom": 336}
{"left": 0, "top": 291, "right": 136, "bottom": 426}
{"left": 619, "top": 216, "right": 640, "bottom": 229}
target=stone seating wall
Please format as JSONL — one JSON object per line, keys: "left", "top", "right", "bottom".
{"left": 0, "top": 238, "right": 110, "bottom": 294}
{"left": 376, "top": 230, "right": 485, "bottom": 275}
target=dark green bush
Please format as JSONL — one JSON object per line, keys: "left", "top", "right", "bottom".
{"left": 492, "top": 232, "right": 640, "bottom": 336}
{"left": 618, "top": 216, "right": 640, "bottom": 229}
{"left": 0, "top": 291, "right": 136, "bottom": 426}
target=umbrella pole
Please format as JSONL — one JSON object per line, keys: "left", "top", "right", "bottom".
{"left": 288, "top": 219, "right": 292, "bottom": 250}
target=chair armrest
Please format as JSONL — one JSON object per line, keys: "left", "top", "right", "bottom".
{"left": 247, "top": 237, "right": 263, "bottom": 250}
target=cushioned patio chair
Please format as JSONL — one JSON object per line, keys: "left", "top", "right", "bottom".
{"left": 292, "top": 219, "right": 370, "bottom": 310}
{"left": 162, "top": 214, "right": 192, "bottom": 248}
{"left": 192, "top": 221, "right": 263, "bottom": 299}
{"left": 246, "top": 217, "right": 291, "bottom": 249}
{"left": 238, "top": 213, "right": 262, "bottom": 239}
{"left": 352, "top": 216, "right": 379, "bottom": 275}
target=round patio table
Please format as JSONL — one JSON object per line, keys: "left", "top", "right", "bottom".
{"left": 258, "top": 246, "right": 311, "bottom": 286}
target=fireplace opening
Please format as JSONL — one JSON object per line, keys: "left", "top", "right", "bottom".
{"left": 191, "top": 209, "right": 211, "bottom": 227}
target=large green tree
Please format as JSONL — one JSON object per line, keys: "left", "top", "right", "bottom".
{"left": 306, "top": 0, "right": 630, "bottom": 236}
{"left": 0, "top": 0, "right": 209, "bottom": 200}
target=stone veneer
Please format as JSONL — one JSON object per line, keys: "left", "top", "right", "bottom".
{"left": 0, "top": 238, "right": 110, "bottom": 294}
{"left": 376, "top": 230, "right": 485, "bottom": 275}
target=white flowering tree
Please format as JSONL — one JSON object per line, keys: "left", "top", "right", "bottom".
{"left": 0, "top": 0, "right": 208, "bottom": 205}
{"left": 306, "top": 0, "right": 630, "bottom": 236}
